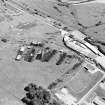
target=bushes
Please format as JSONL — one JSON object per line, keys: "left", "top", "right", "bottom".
{"left": 22, "top": 83, "right": 61, "bottom": 105}
{"left": 48, "top": 82, "right": 58, "bottom": 90}
{"left": 22, "top": 83, "right": 51, "bottom": 105}
{"left": 56, "top": 52, "right": 67, "bottom": 65}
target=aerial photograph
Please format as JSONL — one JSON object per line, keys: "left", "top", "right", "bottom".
{"left": 0, "top": 0, "right": 105, "bottom": 105}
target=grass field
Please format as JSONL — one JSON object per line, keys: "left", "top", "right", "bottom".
{"left": 0, "top": 2, "right": 81, "bottom": 103}
{"left": 59, "top": 66, "right": 104, "bottom": 102}
{"left": 0, "top": 0, "right": 105, "bottom": 105}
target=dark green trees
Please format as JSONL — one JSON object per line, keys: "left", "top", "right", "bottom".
{"left": 22, "top": 83, "right": 51, "bottom": 105}
{"left": 22, "top": 83, "right": 61, "bottom": 105}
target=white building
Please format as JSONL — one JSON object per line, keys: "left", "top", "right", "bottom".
{"left": 55, "top": 88, "right": 77, "bottom": 105}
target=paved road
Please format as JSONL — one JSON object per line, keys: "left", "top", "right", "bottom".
{"left": 78, "top": 73, "right": 105, "bottom": 104}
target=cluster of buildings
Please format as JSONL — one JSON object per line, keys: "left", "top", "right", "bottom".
{"left": 15, "top": 41, "right": 75, "bottom": 66}
{"left": 15, "top": 41, "right": 44, "bottom": 62}
{"left": 15, "top": 41, "right": 57, "bottom": 63}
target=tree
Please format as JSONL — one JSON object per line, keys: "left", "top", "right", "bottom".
{"left": 24, "top": 83, "right": 37, "bottom": 92}
{"left": 22, "top": 83, "right": 52, "bottom": 105}
{"left": 21, "top": 97, "right": 31, "bottom": 105}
